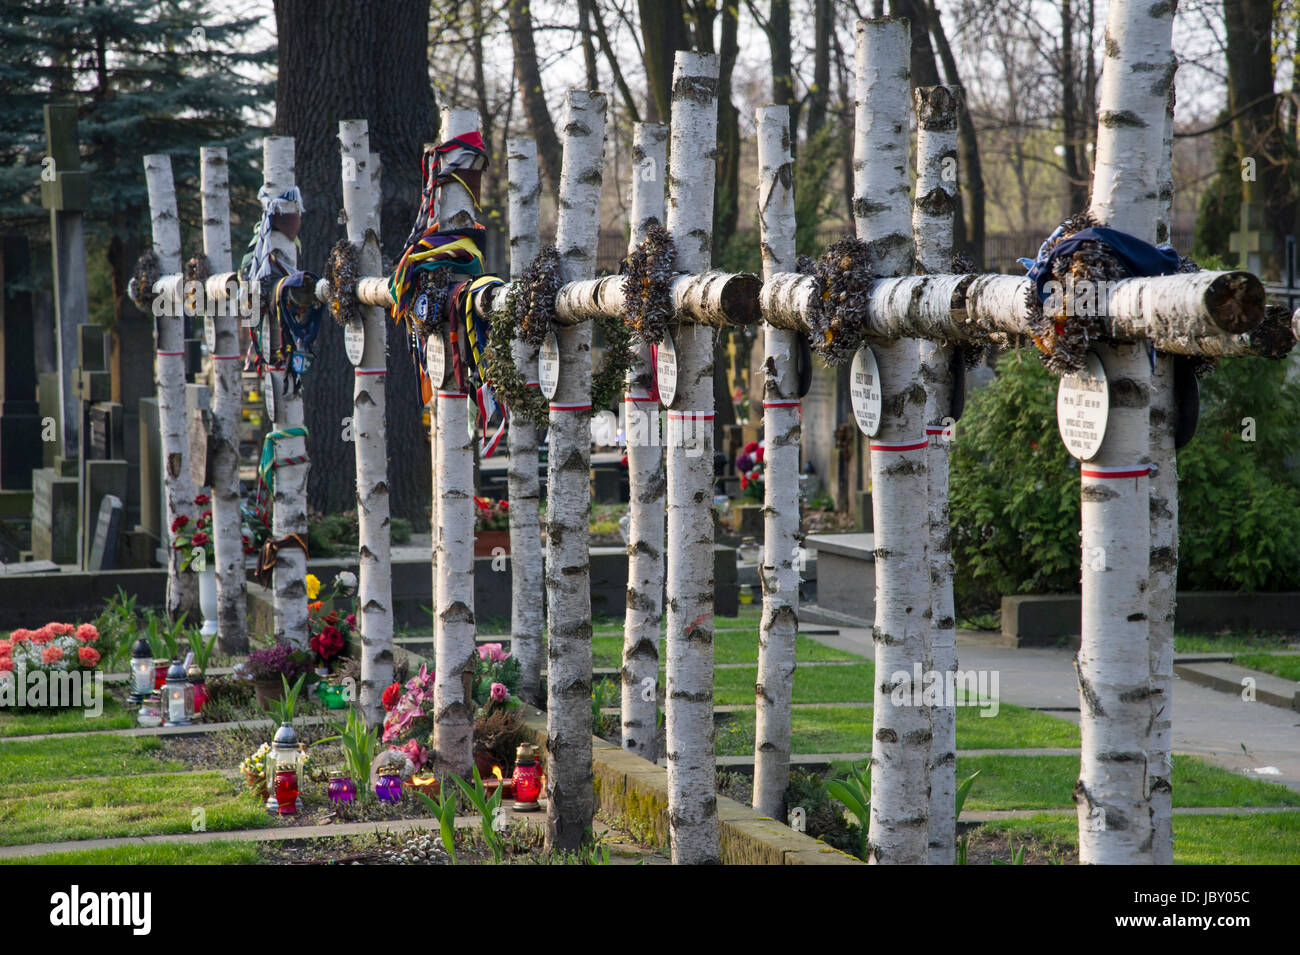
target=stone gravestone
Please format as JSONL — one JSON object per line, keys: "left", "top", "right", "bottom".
{"left": 87, "top": 493, "right": 123, "bottom": 571}
{"left": 30, "top": 104, "right": 89, "bottom": 564}
{"left": 0, "top": 236, "right": 43, "bottom": 493}
{"left": 75, "top": 324, "right": 127, "bottom": 569}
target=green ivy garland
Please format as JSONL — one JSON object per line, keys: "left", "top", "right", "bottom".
{"left": 591, "top": 310, "right": 635, "bottom": 413}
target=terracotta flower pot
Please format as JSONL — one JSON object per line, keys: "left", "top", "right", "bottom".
{"left": 254, "top": 678, "right": 286, "bottom": 710}
{"left": 474, "top": 529, "right": 510, "bottom": 557}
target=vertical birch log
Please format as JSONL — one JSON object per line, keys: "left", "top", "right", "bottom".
{"left": 621, "top": 122, "right": 669, "bottom": 761}
{"left": 664, "top": 52, "right": 722, "bottom": 865}
{"left": 143, "top": 154, "right": 198, "bottom": 624}
{"left": 340, "top": 120, "right": 394, "bottom": 729}
{"left": 546, "top": 90, "right": 606, "bottom": 851}
{"left": 1075, "top": 0, "right": 1173, "bottom": 865}
{"left": 752, "top": 106, "right": 800, "bottom": 820}
{"left": 1147, "top": 78, "right": 1179, "bottom": 867}
{"left": 856, "top": 18, "right": 931, "bottom": 866}
{"left": 262, "top": 137, "right": 310, "bottom": 649}
{"left": 914, "top": 85, "right": 960, "bottom": 865}
{"left": 200, "top": 147, "right": 248, "bottom": 655}
{"left": 506, "top": 138, "right": 545, "bottom": 705}
{"left": 432, "top": 108, "right": 480, "bottom": 780}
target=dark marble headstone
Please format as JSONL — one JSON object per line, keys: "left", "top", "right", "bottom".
{"left": 88, "top": 493, "right": 122, "bottom": 570}
{"left": 0, "top": 236, "right": 42, "bottom": 491}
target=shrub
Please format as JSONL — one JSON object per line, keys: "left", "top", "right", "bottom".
{"left": 949, "top": 350, "right": 1081, "bottom": 611}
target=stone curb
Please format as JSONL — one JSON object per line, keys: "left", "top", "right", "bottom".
{"left": 1173, "top": 661, "right": 1299, "bottom": 713}
{"left": 516, "top": 705, "right": 863, "bottom": 865}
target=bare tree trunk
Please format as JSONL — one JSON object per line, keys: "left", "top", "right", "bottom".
{"left": 664, "top": 51, "right": 722, "bottom": 866}
{"left": 621, "top": 122, "right": 668, "bottom": 762}
{"left": 432, "top": 108, "right": 481, "bottom": 781}
{"left": 200, "top": 146, "right": 247, "bottom": 655}
{"left": 143, "top": 154, "right": 198, "bottom": 626}
{"left": 856, "top": 17, "right": 931, "bottom": 867}
{"left": 1075, "top": 0, "right": 1173, "bottom": 865}
{"left": 914, "top": 85, "right": 959, "bottom": 865}
{"left": 927, "top": 1, "right": 984, "bottom": 267}
{"left": 260, "top": 137, "right": 311, "bottom": 650}
{"left": 508, "top": 0, "right": 563, "bottom": 201}
{"left": 639, "top": 0, "right": 687, "bottom": 124}
{"left": 753, "top": 105, "right": 801, "bottom": 822}
{"left": 546, "top": 90, "right": 606, "bottom": 852}
{"left": 805, "top": 0, "right": 833, "bottom": 139}
{"left": 506, "top": 138, "right": 545, "bottom": 705}
{"left": 340, "top": 120, "right": 394, "bottom": 729}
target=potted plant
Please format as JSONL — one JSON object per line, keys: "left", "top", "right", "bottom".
{"left": 473, "top": 496, "right": 510, "bottom": 556}
{"left": 0, "top": 621, "right": 105, "bottom": 711}
{"left": 172, "top": 495, "right": 219, "bottom": 637}
{"left": 245, "top": 641, "right": 316, "bottom": 709}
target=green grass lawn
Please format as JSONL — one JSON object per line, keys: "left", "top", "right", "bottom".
{"left": 0, "top": 773, "right": 269, "bottom": 847}
{"left": 713, "top": 663, "right": 875, "bottom": 705}
{"left": 1173, "top": 630, "right": 1296, "bottom": 654}
{"left": 0, "top": 841, "right": 263, "bottom": 865}
{"left": 0, "top": 695, "right": 137, "bottom": 738}
{"left": 979, "top": 811, "right": 1300, "bottom": 865}
{"left": 1233, "top": 652, "right": 1300, "bottom": 682}
{"left": 589, "top": 630, "right": 862, "bottom": 668}
{"left": 956, "top": 754, "right": 1300, "bottom": 811}
{"left": 718, "top": 702, "right": 1080, "bottom": 756}
{"left": 0, "top": 734, "right": 186, "bottom": 783}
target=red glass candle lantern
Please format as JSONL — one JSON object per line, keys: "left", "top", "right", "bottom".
{"left": 275, "top": 768, "right": 299, "bottom": 814}
{"left": 188, "top": 662, "right": 207, "bottom": 716}
{"left": 511, "top": 743, "right": 542, "bottom": 811}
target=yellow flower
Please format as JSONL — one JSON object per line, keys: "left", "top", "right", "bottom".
{"left": 305, "top": 574, "right": 321, "bottom": 600}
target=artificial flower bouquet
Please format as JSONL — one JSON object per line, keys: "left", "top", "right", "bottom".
{"left": 0, "top": 622, "right": 103, "bottom": 709}
{"left": 171, "top": 493, "right": 215, "bottom": 571}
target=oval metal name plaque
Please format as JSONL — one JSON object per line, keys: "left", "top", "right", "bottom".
{"left": 1057, "top": 350, "right": 1109, "bottom": 461}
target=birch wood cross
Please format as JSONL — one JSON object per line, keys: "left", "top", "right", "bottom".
{"left": 198, "top": 146, "right": 248, "bottom": 655}
{"left": 142, "top": 153, "right": 199, "bottom": 624}
{"left": 337, "top": 119, "right": 394, "bottom": 730}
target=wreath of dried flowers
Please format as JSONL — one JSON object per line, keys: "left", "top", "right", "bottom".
{"left": 809, "top": 237, "right": 876, "bottom": 366}
{"left": 481, "top": 285, "right": 548, "bottom": 428}
{"left": 128, "top": 250, "right": 161, "bottom": 312}
{"left": 514, "top": 245, "right": 563, "bottom": 348}
{"left": 623, "top": 221, "right": 675, "bottom": 345}
{"left": 324, "top": 239, "right": 361, "bottom": 327}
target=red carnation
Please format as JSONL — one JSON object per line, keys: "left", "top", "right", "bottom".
{"left": 310, "top": 625, "right": 344, "bottom": 661}
{"left": 381, "top": 681, "right": 403, "bottom": 711}
{"left": 191, "top": 531, "right": 210, "bottom": 546}
{"left": 78, "top": 646, "right": 101, "bottom": 668}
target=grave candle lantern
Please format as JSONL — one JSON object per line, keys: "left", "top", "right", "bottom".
{"left": 129, "top": 636, "right": 153, "bottom": 704}
{"left": 375, "top": 772, "right": 403, "bottom": 804}
{"left": 163, "top": 658, "right": 193, "bottom": 726}
{"left": 266, "top": 721, "right": 299, "bottom": 813}
{"left": 187, "top": 661, "right": 207, "bottom": 716}
{"left": 511, "top": 743, "right": 542, "bottom": 811}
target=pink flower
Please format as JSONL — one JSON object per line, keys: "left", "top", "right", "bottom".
{"left": 30, "top": 626, "right": 53, "bottom": 644}
{"left": 0, "top": 658, "right": 12, "bottom": 673}
{"left": 477, "top": 642, "right": 510, "bottom": 663}
{"left": 490, "top": 682, "right": 508, "bottom": 703}
{"left": 78, "top": 647, "right": 101, "bottom": 668}
{"left": 9, "top": 629, "right": 30, "bottom": 644}
{"left": 396, "top": 739, "right": 429, "bottom": 770}
{"left": 46, "top": 622, "right": 74, "bottom": 637}
{"left": 75, "top": 624, "right": 98, "bottom": 643}
{"left": 41, "top": 645, "right": 65, "bottom": 664}
{"left": 0, "top": 640, "right": 11, "bottom": 657}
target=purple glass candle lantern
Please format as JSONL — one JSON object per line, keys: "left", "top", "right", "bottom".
{"left": 328, "top": 776, "right": 357, "bottom": 804}
{"left": 375, "top": 772, "right": 403, "bottom": 804}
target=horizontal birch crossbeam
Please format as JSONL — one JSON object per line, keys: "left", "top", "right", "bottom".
{"left": 760, "top": 269, "right": 1270, "bottom": 355}
{"left": 554, "top": 270, "right": 762, "bottom": 327}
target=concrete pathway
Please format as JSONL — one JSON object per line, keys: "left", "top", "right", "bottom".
{"left": 804, "top": 626, "right": 1300, "bottom": 793}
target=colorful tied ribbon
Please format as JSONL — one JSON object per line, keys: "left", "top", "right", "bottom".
{"left": 255, "top": 426, "right": 309, "bottom": 509}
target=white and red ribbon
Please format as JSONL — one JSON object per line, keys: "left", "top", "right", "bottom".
{"left": 1080, "top": 463, "right": 1152, "bottom": 479}
{"left": 870, "top": 437, "right": 929, "bottom": 453}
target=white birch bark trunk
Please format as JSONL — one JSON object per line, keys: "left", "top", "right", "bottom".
{"left": 913, "top": 85, "right": 959, "bottom": 865}
{"left": 1075, "top": 0, "right": 1174, "bottom": 865}
{"left": 546, "top": 90, "right": 605, "bottom": 851}
{"left": 200, "top": 147, "right": 247, "bottom": 655}
{"left": 1148, "top": 79, "right": 1178, "bottom": 867}
{"left": 753, "top": 106, "right": 800, "bottom": 821}
{"left": 262, "top": 137, "right": 310, "bottom": 649}
{"left": 621, "top": 122, "right": 668, "bottom": 762}
{"left": 340, "top": 120, "right": 394, "bottom": 729}
{"left": 664, "top": 51, "right": 722, "bottom": 865}
{"left": 506, "top": 138, "right": 545, "bottom": 706}
{"left": 856, "top": 17, "right": 931, "bottom": 866}
{"left": 143, "top": 154, "right": 198, "bottom": 624}
{"left": 432, "top": 109, "right": 480, "bottom": 780}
